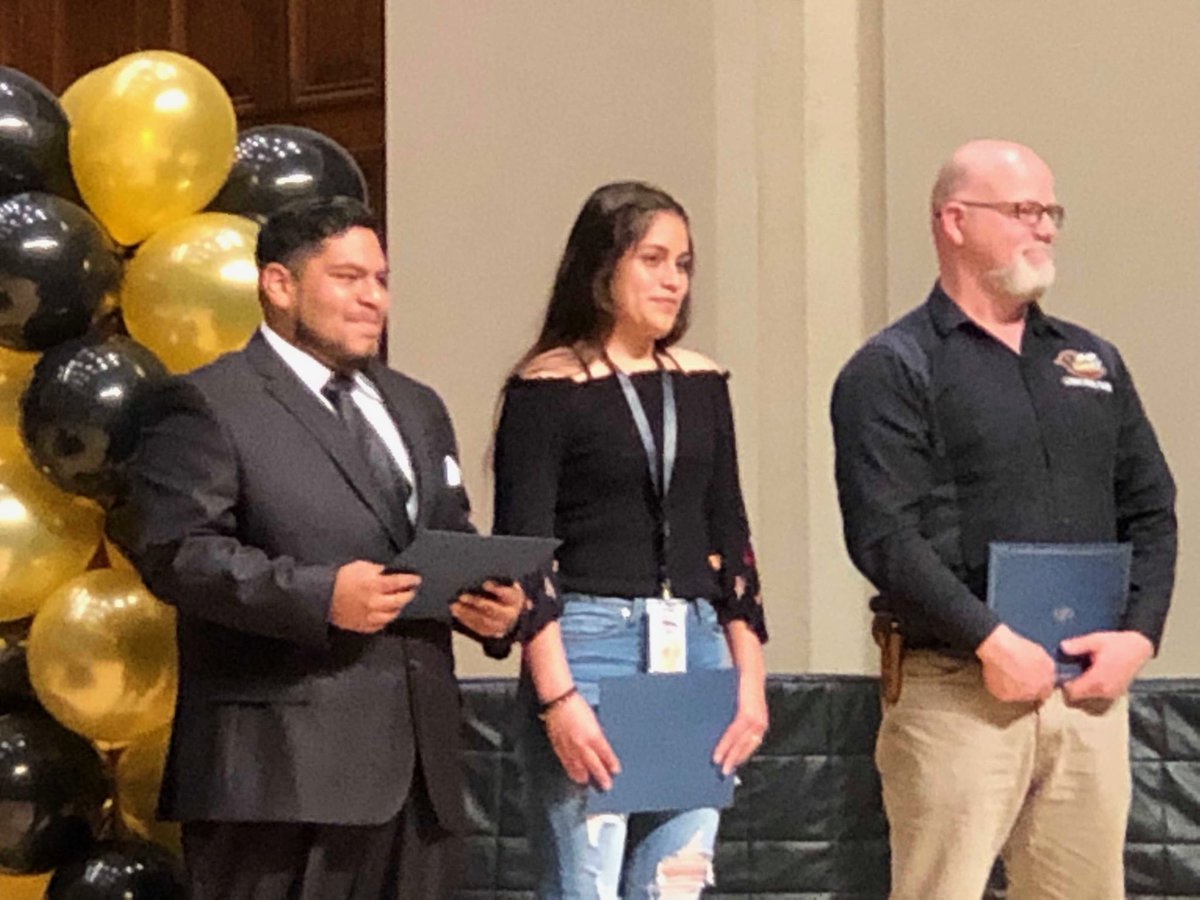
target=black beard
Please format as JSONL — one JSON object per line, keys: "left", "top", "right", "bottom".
{"left": 294, "top": 319, "right": 371, "bottom": 373}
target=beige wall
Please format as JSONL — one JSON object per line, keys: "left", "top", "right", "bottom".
{"left": 884, "top": 0, "right": 1200, "bottom": 675}
{"left": 388, "top": 1, "right": 1198, "bottom": 677}
{"left": 386, "top": 1, "right": 721, "bottom": 677}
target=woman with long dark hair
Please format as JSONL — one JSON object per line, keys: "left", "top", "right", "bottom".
{"left": 493, "top": 181, "right": 768, "bottom": 898}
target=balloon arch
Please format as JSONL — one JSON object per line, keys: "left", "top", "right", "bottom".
{"left": 0, "top": 51, "right": 369, "bottom": 897}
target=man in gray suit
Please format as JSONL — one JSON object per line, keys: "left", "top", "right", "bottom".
{"left": 108, "top": 197, "right": 524, "bottom": 899}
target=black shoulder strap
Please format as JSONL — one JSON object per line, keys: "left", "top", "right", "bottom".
{"left": 868, "top": 326, "right": 943, "bottom": 456}
{"left": 871, "top": 328, "right": 931, "bottom": 384}
{"left": 863, "top": 314, "right": 963, "bottom": 622}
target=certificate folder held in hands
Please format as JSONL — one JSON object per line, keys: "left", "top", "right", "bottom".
{"left": 987, "top": 542, "right": 1132, "bottom": 680}
{"left": 587, "top": 668, "right": 738, "bottom": 815}
{"left": 387, "top": 529, "right": 560, "bottom": 621}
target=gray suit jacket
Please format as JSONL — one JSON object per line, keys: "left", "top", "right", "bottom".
{"left": 108, "top": 332, "right": 475, "bottom": 829}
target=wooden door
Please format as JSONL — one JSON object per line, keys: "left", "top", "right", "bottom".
{"left": 0, "top": 0, "right": 386, "bottom": 216}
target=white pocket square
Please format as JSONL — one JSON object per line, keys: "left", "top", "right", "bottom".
{"left": 443, "top": 455, "right": 463, "bottom": 487}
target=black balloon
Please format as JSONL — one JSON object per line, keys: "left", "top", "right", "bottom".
{"left": 0, "top": 710, "right": 108, "bottom": 874}
{"left": 0, "top": 192, "right": 121, "bottom": 351}
{"left": 0, "top": 67, "right": 78, "bottom": 201}
{"left": 47, "top": 840, "right": 186, "bottom": 898}
{"left": 0, "top": 626, "right": 37, "bottom": 711}
{"left": 207, "top": 124, "right": 368, "bottom": 222}
{"left": 19, "top": 335, "right": 168, "bottom": 502}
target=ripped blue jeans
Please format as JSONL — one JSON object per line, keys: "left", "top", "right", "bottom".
{"left": 519, "top": 593, "right": 733, "bottom": 900}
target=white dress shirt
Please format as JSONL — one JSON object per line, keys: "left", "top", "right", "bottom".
{"left": 259, "top": 324, "right": 418, "bottom": 522}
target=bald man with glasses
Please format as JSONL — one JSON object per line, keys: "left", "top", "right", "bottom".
{"left": 831, "top": 140, "right": 1176, "bottom": 898}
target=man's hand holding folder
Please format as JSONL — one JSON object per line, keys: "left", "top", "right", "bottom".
{"left": 450, "top": 580, "right": 525, "bottom": 640}
{"left": 984, "top": 542, "right": 1153, "bottom": 704}
{"left": 977, "top": 624, "right": 1154, "bottom": 704}
{"left": 976, "top": 624, "right": 1056, "bottom": 703}
{"left": 328, "top": 561, "right": 423, "bottom": 633}
{"left": 1059, "top": 631, "right": 1154, "bottom": 702}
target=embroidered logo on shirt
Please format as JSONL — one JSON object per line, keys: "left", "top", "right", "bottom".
{"left": 1053, "top": 350, "right": 1112, "bottom": 393}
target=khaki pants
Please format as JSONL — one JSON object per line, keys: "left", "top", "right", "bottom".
{"left": 878, "top": 650, "right": 1130, "bottom": 900}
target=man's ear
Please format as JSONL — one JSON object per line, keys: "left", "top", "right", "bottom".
{"left": 935, "top": 203, "right": 967, "bottom": 247}
{"left": 259, "top": 262, "right": 295, "bottom": 314}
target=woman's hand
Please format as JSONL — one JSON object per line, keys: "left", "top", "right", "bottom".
{"left": 712, "top": 673, "right": 768, "bottom": 776}
{"left": 542, "top": 692, "right": 622, "bottom": 789}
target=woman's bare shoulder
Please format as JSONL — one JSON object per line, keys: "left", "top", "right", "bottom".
{"left": 518, "top": 347, "right": 594, "bottom": 382}
{"left": 663, "top": 346, "right": 727, "bottom": 374}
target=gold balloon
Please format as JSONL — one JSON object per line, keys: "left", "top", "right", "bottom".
{"left": 0, "top": 348, "right": 37, "bottom": 465}
{"left": 0, "top": 871, "right": 52, "bottom": 899}
{"left": 0, "top": 460, "right": 102, "bottom": 622}
{"left": 28, "top": 569, "right": 177, "bottom": 745}
{"left": 59, "top": 64, "right": 109, "bottom": 123}
{"left": 0, "top": 346, "right": 37, "bottom": 374}
{"left": 116, "top": 726, "right": 182, "bottom": 857}
{"left": 68, "top": 50, "right": 236, "bottom": 245}
{"left": 121, "top": 213, "right": 262, "bottom": 372}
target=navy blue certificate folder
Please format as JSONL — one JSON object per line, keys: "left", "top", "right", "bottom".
{"left": 987, "top": 542, "right": 1132, "bottom": 680}
{"left": 386, "top": 530, "right": 559, "bottom": 621}
{"left": 587, "top": 668, "right": 738, "bottom": 814}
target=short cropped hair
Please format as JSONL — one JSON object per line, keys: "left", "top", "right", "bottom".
{"left": 930, "top": 159, "right": 969, "bottom": 215}
{"left": 255, "top": 196, "right": 381, "bottom": 271}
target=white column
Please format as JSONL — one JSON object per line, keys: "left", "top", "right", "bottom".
{"left": 711, "top": 0, "right": 884, "bottom": 672}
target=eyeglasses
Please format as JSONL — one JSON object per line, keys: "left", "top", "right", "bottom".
{"left": 952, "top": 199, "right": 1066, "bottom": 228}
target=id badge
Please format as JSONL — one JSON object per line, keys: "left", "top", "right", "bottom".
{"left": 647, "top": 597, "right": 687, "bottom": 673}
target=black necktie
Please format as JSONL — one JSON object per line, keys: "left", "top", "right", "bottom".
{"left": 322, "top": 373, "right": 413, "bottom": 541}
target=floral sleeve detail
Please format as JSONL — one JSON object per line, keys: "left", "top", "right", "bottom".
{"left": 706, "top": 376, "right": 767, "bottom": 643}
{"left": 709, "top": 542, "right": 767, "bottom": 643}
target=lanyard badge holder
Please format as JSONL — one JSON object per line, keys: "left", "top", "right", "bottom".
{"left": 647, "top": 596, "right": 687, "bottom": 673}
{"left": 613, "top": 363, "right": 685, "bottom": 674}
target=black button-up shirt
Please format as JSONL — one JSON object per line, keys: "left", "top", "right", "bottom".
{"left": 831, "top": 284, "right": 1176, "bottom": 652}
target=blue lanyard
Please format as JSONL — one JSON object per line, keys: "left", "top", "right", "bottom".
{"left": 612, "top": 362, "right": 677, "bottom": 597}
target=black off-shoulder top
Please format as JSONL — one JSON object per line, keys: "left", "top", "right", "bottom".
{"left": 493, "top": 369, "right": 767, "bottom": 643}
